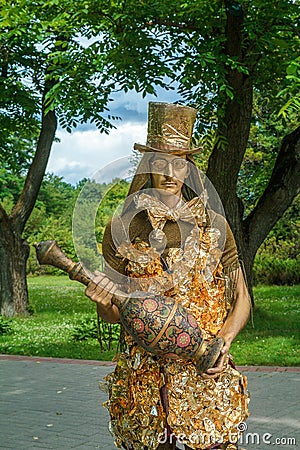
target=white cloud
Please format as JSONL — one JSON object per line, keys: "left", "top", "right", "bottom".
{"left": 46, "top": 88, "right": 184, "bottom": 184}
{"left": 47, "top": 121, "right": 147, "bottom": 184}
{"left": 108, "top": 85, "right": 181, "bottom": 117}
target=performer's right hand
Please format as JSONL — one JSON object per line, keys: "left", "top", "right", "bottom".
{"left": 85, "top": 272, "right": 120, "bottom": 323}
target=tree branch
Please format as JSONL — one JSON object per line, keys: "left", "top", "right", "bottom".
{"left": 1, "top": 44, "right": 9, "bottom": 78}
{"left": 11, "top": 105, "right": 57, "bottom": 232}
{"left": 207, "top": 1, "right": 252, "bottom": 196}
{"left": 10, "top": 35, "right": 69, "bottom": 232}
{"left": 244, "top": 125, "right": 300, "bottom": 255}
{"left": 0, "top": 201, "right": 9, "bottom": 223}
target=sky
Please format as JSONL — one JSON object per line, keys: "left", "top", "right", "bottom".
{"left": 47, "top": 87, "right": 182, "bottom": 185}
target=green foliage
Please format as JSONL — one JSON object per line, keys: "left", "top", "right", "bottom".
{"left": 95, "top": 179, "right": 130, "bottom": 242}
{"left": 71, "top": 315, "right": 120, "bottom": 352}
{"left": 72, "top": 179, "right": 108, "bottom": 272}
{"left": 0, "top": 316, "right": 13, "bottom": 335}
{"left": 26, "top": 216, "right": 75, "bottom": 275}
{"left": 253, "top": 195, "right": 300, "bottom": 285}
{"left": 37, "top": 173, "right": 77, "bottom": 216}
{"left": 260, "top": 199, "right": 300, "bottom": 259}
{"left": 98, "top": 318, "right": 120, "bottom": 352}
{"left": 71, "top": 316, "right": 98, "bottom": 341}
{"left": 0, "top": 0, "right": 119, "bottom": 136}
{"left": 22, "top": 173, "right": 79, "bottom": 274}
{"left": 278, "top": 57, "right": 300, "bottom": 120}
{"left": 237, "top": 95, "right": 299, "bottom": 213}
{"left": 253, "top": 256, "right": 300, "bottom": 286}
{"left": 0, "top": 168, "right": 24, "bottom": 204}
{"left": 19, "top": 174, "right": 130, "bottom": 275}
{"left": 71, "top": 177, "right": 129, "bottom": 273}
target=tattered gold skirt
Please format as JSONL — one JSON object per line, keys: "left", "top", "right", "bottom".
{"left": 103, "top": 345, "right": 249, "bottom": 450}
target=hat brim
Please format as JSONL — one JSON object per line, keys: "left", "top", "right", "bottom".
{"left": 134, "top": 143, "right": 203, "bottom": 155}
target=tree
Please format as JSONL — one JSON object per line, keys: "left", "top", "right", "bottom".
{"left": 0, "top": 1, "right": 127, "bottom": 315}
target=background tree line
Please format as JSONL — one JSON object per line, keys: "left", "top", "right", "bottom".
{"left": 1, "top": 168, "right": 298, "bottom": 285}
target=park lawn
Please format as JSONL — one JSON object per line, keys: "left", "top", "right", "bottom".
{"left": 0, "top": 276, "right": 299, "bottom": 366}
{"left": 230, "top": 284, "right": 300, "bottom": 366}
{"left": 0, "top": 276, "right": 117, "bottom": 361}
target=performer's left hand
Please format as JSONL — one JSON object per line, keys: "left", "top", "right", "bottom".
{"left": 201, "top": 337, "right": 231, "bottom": 379}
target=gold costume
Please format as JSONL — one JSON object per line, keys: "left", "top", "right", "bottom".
{"left": 101, "top": 194, "right": 250, "bottom": 450}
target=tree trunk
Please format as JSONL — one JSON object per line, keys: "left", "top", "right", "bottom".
{"left": 207, "top": 1, "right": 254, "bottom": 294}
{"left": 0, "top": 216, "right": 30, "bottom": 316}
{"left": 0, "top": 105, "right": 57, "bottom": 316}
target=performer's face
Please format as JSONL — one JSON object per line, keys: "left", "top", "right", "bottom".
{"left": 150, "top": 154, "right": 189, "bottom": 199}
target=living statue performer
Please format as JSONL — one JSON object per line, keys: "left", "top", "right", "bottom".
{"left": 85, "top": 102, "right": 251, "bottom": 450}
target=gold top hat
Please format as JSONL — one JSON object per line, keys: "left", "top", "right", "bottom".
{"left": 134, "top": 102, "right": 202, "bottom": 155}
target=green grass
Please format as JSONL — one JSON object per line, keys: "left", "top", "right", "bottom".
{"left": 231, "top": 285, "right": 300, "bottom": 366}
{"left": 0, "top": 277, "right": 299, "bottom": 366}
{"left": 0, "top": 276, "right": 118, "bottom": 361}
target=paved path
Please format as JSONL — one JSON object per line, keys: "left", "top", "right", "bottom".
{"left": 0, "top": 356, "right": 299, "bottom": 450}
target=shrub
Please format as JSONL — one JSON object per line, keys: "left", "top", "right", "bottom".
{"left": 71, "top": 317, "right": 98, "bottom": 341}
{"left": 0, "top": 316, "right": 13, "bottom": 335}
{"left": 253, "top": 256, "right": 300, "bottom": 285}
{"left": 71, "top": 316, "right": 120, "bottom": 351}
